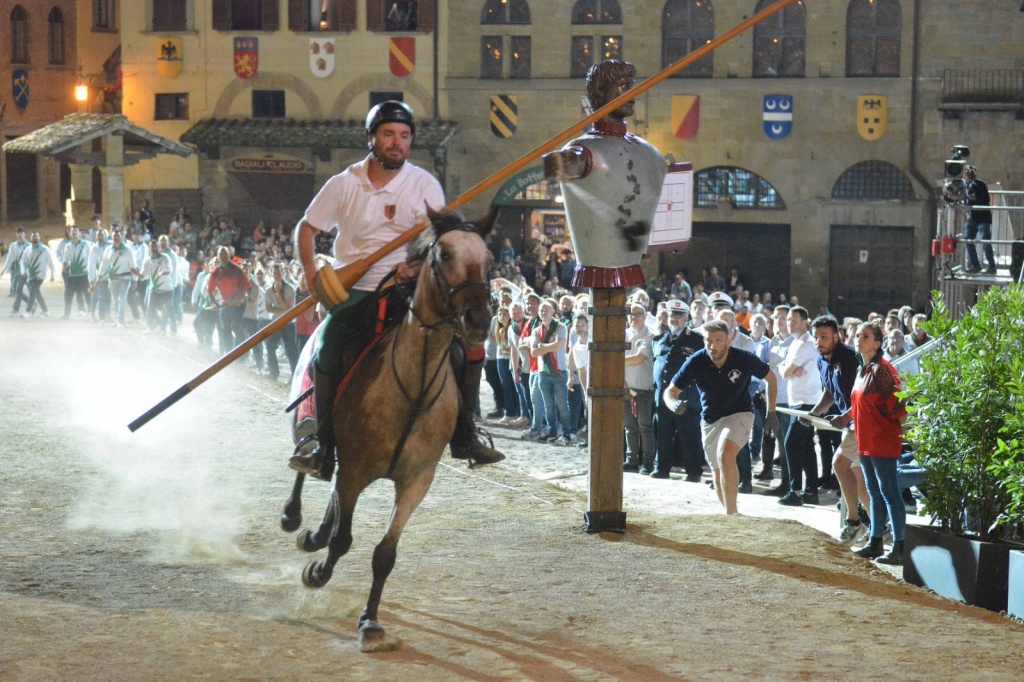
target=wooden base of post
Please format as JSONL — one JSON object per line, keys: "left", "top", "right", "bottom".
{"left": 584, "top": 287, "right": 628, "bottom": 533}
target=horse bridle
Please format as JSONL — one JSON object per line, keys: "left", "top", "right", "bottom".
{"left": 424, "top": 228, "right": 490, "bottom": 326}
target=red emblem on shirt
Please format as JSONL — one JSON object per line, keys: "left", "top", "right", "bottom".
{"left": 384, "top": 204, "right": 396, "bottom": 220}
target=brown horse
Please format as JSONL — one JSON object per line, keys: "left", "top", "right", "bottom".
{"left": 283, "top": 210, "right": 493, "bottom": 652}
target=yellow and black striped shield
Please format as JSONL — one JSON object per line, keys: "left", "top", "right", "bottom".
{"left": 490, "top": 95, "right": 518, "bottom": 138}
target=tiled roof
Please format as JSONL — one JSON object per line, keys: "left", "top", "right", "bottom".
{"left": 180, "top": 117, "right": 458, "bottom": 152}
{"left": 1, "top": 113, "right": 192, "bottom": 157}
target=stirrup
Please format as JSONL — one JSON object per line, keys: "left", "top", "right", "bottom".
{"left": 450, "top": 427, "right": 506, "bottom": 468}
{"left": 290, "top": 435, "right": 333, "bottom": 481}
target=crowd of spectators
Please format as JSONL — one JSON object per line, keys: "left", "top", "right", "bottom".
{"left": 5, "top": 212, "right": 928, "bottom": 546}
{"left": 478, "top": 235, "right": 928, "bottom": 556}
{"left": 4, "top": 204, "right": 334, "bottom": 380}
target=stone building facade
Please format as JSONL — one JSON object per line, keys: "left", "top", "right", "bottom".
{"left": 444, "top": 0, "right": 1024, "bottom": 314}
{"left": 7, "top": 0, "right": 1021, "bottom": 313}
{"left": 0, "top": 0, "right": 79, "bottom": 224}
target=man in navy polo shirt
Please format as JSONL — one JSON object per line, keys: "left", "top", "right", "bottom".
{"left": 808, "top": 315, "right": 870, "bottom": 545}
{"left": 664, "top": 319, "right": 779, "bottom": 515}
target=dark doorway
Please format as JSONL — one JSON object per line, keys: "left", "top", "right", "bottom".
{"left": 829, "top": 224, "right": 914, "bottom": 319}
{"left": 5, "top": 151, "right": 39, "bottom": 221}
{"left": 227, "top": 171, "right": 314, "bottom": 235}
{"left": 659, "top": 222, "right": 792, "bottom": 299}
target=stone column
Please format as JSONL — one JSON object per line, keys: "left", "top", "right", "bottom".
{"left": 68, "top": 161, "right": 95, "bottom": 228}
{"left": 101, "top": 133, "right": 126, "bottom": 227}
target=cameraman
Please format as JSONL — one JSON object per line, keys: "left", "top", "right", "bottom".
{"left": 963, "top": 165, "right": 996, "bottom": 274}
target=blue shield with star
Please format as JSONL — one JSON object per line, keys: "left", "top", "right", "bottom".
{"left": 763, "top": 94, "right": 792, "bottom": 140}
{"left": 12, "top": 70, "right": 29, "bottom": 109}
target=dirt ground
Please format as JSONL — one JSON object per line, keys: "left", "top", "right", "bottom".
{"left": 2, "top": 280, "right": 1023, "bottom": 681}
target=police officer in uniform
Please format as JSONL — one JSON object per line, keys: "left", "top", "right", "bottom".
{"left": 651, "top": 300, "right": 705, "bottom": 480}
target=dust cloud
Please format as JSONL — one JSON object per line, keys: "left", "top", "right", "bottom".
{"left": 20, "top": 334, "right": 252, "bottom": 564}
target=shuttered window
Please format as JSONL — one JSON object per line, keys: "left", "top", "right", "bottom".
{"left": 211, "top": 0, "right": 279, "bottom": 31}
{"left": 288, "top": 0, "right": 357, "bottom": 32}
{"left": 368, "top": 0, "right": 434, "bottom": 33}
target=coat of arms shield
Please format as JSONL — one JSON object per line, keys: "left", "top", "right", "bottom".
{"left": 310, "top": 38, "right": 335, "bottom": 78}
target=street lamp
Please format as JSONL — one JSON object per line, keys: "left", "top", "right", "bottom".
{"left": 74, "top": 84, "right": 88, "bottom": 102}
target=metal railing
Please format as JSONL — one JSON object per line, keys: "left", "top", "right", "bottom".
{"left": 934, "top": 186, "right": 1024, "bottom": 279}
{"left": 942, "top": 69, "right": 1024, "bottom": 104}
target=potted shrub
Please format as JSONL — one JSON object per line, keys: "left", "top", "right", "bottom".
{"left": 903, "top": 284, "right": 1024, "bottom": 612}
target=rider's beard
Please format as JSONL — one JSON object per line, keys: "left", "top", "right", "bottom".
{"left": 371, "top": 142, "right": 406, "bottom": 171}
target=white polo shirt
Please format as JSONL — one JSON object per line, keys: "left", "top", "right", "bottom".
{"left": 302, "top": 155, "right": 445, "bottom": 292}
{"left": 782, "top": 330, "right": 823, "bottom": 406}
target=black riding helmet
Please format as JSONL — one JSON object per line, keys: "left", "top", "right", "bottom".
{"left": 365, "top": 100, "right": 416, "bottom": 140}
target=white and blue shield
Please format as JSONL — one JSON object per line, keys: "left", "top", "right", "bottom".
{"left": 763, "top": 94, "right": 792, "bottom": 140}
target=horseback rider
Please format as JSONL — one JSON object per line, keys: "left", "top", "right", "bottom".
{"left": 289, "top": 100, "right": 505, "bottom": 480}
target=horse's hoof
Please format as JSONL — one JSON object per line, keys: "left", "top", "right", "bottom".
{"left": 358, "top": 621, "right": 399, "bottom": 653}
{"left": 280, "top": 510, "right": 302, "bottom": 533}
{"left": 301, "top": 560, "right": 330, "bottom": 589}
{"left": 296, "top": 529, "right": 321, "bottom": 553}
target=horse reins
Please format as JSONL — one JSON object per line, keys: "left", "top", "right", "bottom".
{"left": 385, "top": 228, "right": 488, "bottom": 478}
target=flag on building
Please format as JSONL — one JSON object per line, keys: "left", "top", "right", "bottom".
{"left": 102, "top": 45, "right": 122, "bottom": 91}
{"left": 857, "top": 95, "right": 887, "bottom": 141}
{"left": 310, "top": 38, "right": 335, "bottom": 78}
{"left": 234, "top": 37, "right": 259, "bottom": 79}
{"left": 12, "top": 70, "right": 28, "bottom": 109}
{"left": 763, "top": 94, "right": 793, "bottom": 140}
{"left": 489, "top": 95, "right": 518, "bottom": 138}
{"left": 671, "top": 95, "right": 699, "bottom": 140}
{"left": 157, "top": 38, "right": 183, "bottom": 78}
{"left": 389, "top": 37, "right": 415, "bottom": 77}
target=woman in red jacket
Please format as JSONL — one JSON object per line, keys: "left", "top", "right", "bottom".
{"left": 850, "top": 321, "right": 908, "bottom": 565}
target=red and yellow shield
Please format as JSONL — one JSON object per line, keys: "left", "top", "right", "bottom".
{"left": 389, "top": 38, "right": 415, "bottom": 77}
{"left": 671, "top": 95, "right": 699, "bottom": 140}
{"left": 234, "top": 37, "right": 258, "bottom": 79}
{"left": 384, "top": 205, "right": 397, "bottom": 220}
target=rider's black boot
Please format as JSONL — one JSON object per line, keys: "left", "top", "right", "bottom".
{"left": 289, "top": 368, "right": 339, "bottom": 481}
{"left": 449, "top": 345, "right": 505, "bottom": 467}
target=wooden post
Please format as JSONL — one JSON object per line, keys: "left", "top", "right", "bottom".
{"left": 584, "top": 288, "right": 628, "bottom": 533}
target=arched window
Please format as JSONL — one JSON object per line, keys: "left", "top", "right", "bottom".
{"left": 482, "top": 0, "right": 530, "bottom": 24}
{"left": 846, "top": 0, "right": 900, "bottom": 77}
{"left": 831, "top": 161, "right": 914, "bottom": 200}
{"left": 480, "top": 1, "right": 531, "bottom": 79}
{"left": 11, "top": 6, "right": 28, "bottom": 64}
{"left": 571, "top": 0, "right": 622, "bottom": 78}
{"left": 662, "top": 0, "right": 713, "bottom": 78}
{"left": 752, "top": 0, "right": 805, "bottom": 77}
{"left": 694, "top": 166, "right": 786, "bottom": 209}
{"left": 48, "top": 7, "right": 65, "bottom": 65}
{"left": 572, "top": 0, "right": 621, "bottom": 23}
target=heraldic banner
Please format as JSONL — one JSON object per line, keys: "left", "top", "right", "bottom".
{"left": 234, "top": 37, "right": 258, "bottom": 79}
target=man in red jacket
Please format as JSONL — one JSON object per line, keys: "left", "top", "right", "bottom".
{"left": 206, "top": 246, "right": 251, "bottom": 353}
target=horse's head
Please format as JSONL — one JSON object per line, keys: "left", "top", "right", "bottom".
{"left": 410, "top": 208, "right": 495, "bottom": 344}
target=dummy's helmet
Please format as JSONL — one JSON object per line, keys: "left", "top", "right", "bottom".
{"left": 365, "top": 100, "right": 416, "bottom": 139}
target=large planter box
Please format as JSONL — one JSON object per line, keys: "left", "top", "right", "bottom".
{"left": 903, "top": 524, "right": 1017, "bottom": 612}
{"left": 1009, "top": 550, "right": 1024, "bottom": 620}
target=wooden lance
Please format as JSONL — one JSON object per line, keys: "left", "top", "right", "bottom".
{"left": 127, "top": 0, "right": 799, "bottom": 432}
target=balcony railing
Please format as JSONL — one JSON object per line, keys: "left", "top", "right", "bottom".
{"left": 942, "top": 69, "right": 1024, "bottom": 104}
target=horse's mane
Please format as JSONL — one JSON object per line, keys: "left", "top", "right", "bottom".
{"left": 405, "top": 210, "right": 478, "bottom": 265}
